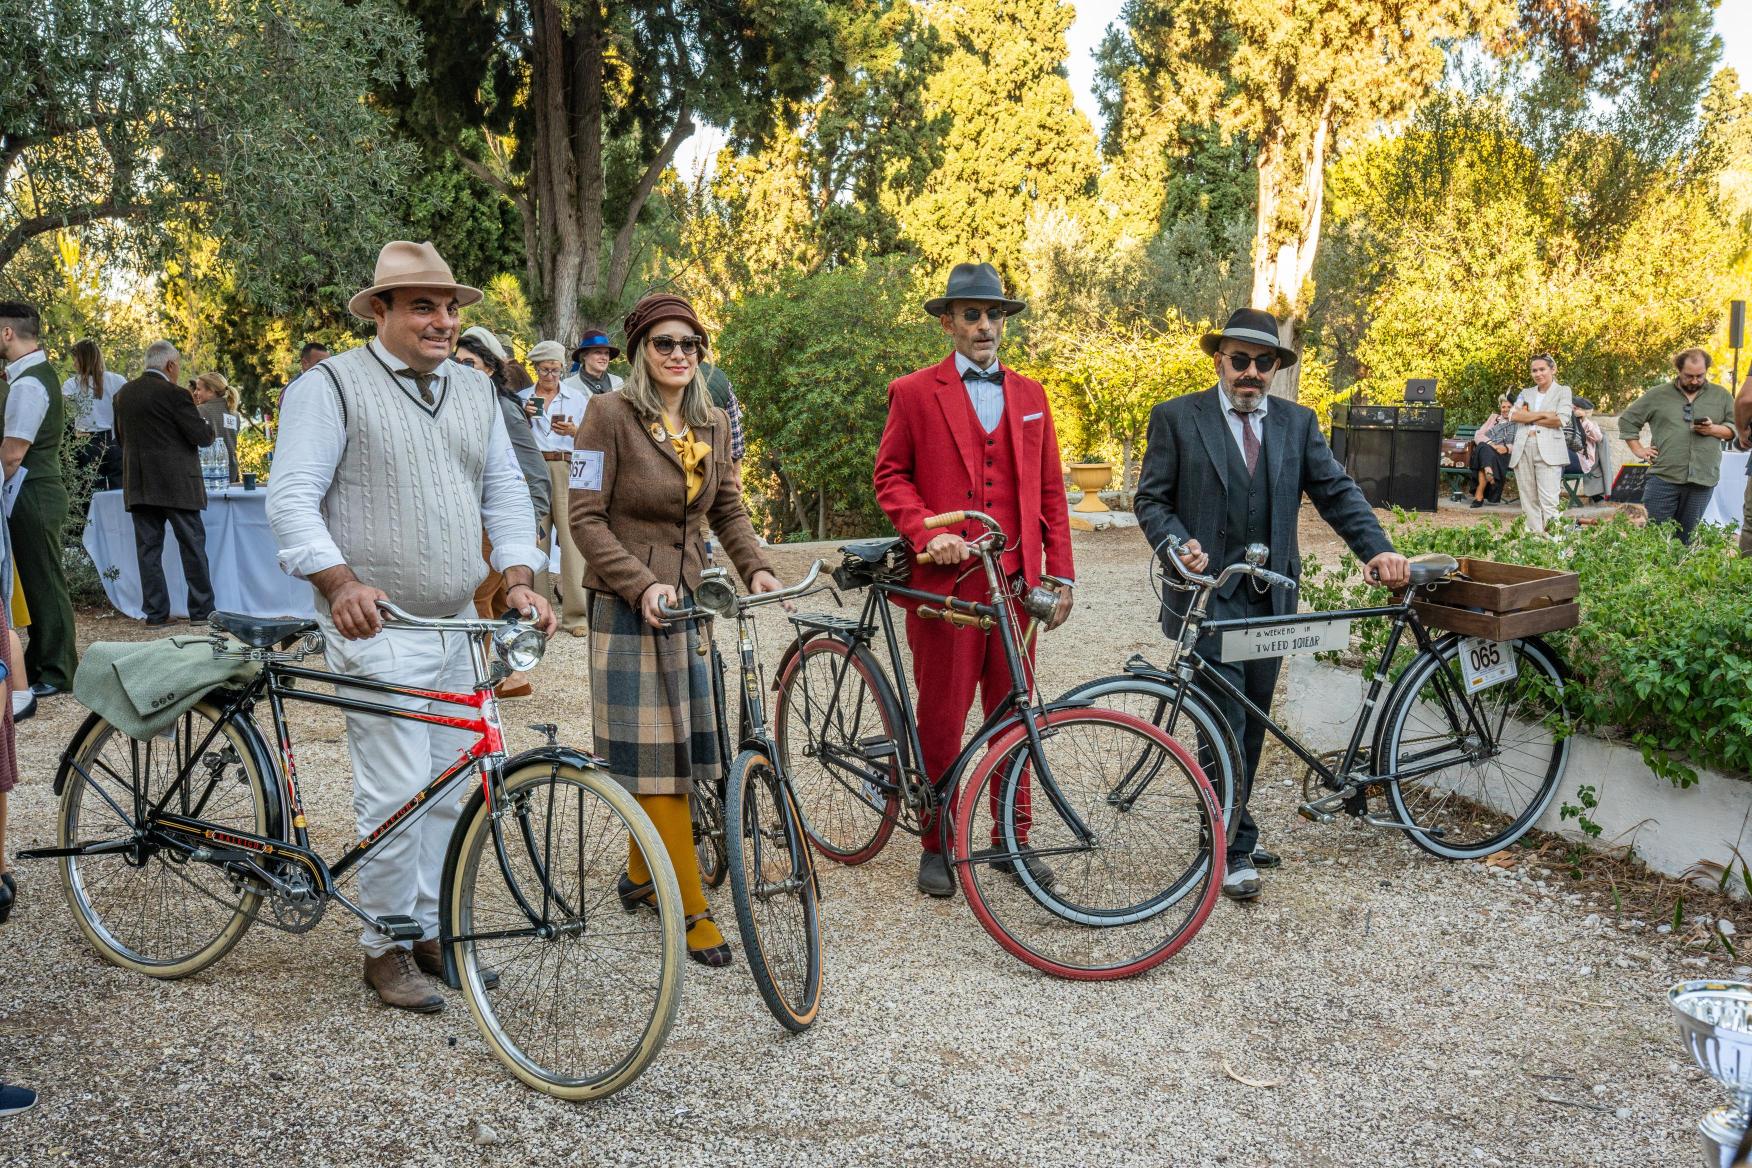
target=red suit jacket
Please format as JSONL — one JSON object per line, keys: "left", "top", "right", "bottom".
{"left": 873, "top": 355, "right": 1074, "bottom": 605}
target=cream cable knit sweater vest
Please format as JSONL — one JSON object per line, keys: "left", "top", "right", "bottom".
{"left": 317, "top": 346, "right": 495, "bottom": 616}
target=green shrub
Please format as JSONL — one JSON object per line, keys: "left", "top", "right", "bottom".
{"left": 1302, "top": 512, "right": 1752, "bottom": 785}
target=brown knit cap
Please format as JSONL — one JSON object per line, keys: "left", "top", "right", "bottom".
{"left": 623, "top": 292, "right": 706, "bottom": 353}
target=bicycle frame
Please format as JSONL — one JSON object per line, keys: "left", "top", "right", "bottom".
{"left": 793, "top": 537, "right": 1098, "bottom": 857}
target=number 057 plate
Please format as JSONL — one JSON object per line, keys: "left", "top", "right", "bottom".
{"left": 1458, "top": 636, "right": 1518, "bottom": 692}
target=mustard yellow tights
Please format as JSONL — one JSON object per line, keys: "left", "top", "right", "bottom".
{"left": 626, "top": 793, "right": 725, "bottom": 952}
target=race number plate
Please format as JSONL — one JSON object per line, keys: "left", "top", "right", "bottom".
{"left": 1219, "top": 618, "right": 1351, "bottom": 661}
{"left": 1458, "top": 636, "right": 1518, "bottom": 692}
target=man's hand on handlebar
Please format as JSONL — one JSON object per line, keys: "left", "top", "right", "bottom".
{"left": 640, "top": 582, "right": 680, "bottom": 629}
{"left": 506, "top": 584, "right": 558, "bottom": 636}
{"left": 1045, "top": 585, "right": 1073, "bottom": 631}
{"left": 1365, "top": 551, "right": 1411, "bottom": 590}
{"left": 924, "top": 532, "right": 971, "bottom": 566}
{"left": 329, "top": 579, "right": 389, "bottom": 640}
{"left": 1178, "top": 538, "right": 1210, "bottom": 574}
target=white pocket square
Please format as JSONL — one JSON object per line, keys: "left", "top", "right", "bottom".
{"left": 1023, "top": 411, "right": 1043, "bottom": 422}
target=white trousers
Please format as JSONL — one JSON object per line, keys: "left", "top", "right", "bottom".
{"left": 319, "top": 601, "right": 480, "bottom": 956}
{"left": 1514, "top": 454, "right": 1564, "bottom": 535}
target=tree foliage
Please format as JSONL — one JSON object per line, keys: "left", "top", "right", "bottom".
{"left": 385, "top": 0, "right": 837, "bottom": 340}
{"left": 715, "top": 259, "right": 942, "bottom": 540}
{"left": 0, "top": 0, "right": 421, "bottom": 304}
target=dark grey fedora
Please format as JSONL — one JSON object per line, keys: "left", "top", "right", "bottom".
{"left": 1199, "top": 307, "right": 1298, "bottom": 368}
{"left": 923, "top": 262, "right": 1027, "bottom": 318}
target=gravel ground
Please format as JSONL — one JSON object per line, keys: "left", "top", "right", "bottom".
{"left": 0, "top": 513, "right": 1718, "bottom": 1167}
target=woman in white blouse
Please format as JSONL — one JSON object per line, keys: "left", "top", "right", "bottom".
{"left": 60, "top": 338, "right": 126, "bottom": 488}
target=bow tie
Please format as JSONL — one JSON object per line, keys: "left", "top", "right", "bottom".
{"left": 962, "top": 367, "right": 1003, "bottom": 385}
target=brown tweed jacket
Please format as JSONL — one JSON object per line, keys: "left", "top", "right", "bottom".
{"left": 569, "top": 390, "right": 773, "bottom": 606}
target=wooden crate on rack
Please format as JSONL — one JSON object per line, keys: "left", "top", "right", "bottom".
{"left": 1410, "top": 557, "right": 1580, "bottom": 641}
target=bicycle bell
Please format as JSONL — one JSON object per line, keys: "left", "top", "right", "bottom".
{"left": 694, "top": 566, "right": 738, "bottom": 617}
{"left": 1243, "top": 543, "right": 1270, "bottom": 567}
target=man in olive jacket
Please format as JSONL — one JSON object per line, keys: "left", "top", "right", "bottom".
{"left": 112, "top": 341, "right": 216, "bottom": 625}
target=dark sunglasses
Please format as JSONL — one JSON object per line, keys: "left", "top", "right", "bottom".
{"left": 958, "top": 307, "right": 1008, "bottom": 324}
{"left": 1221, "top": 350, "right": 1280, "bottom": 374}
{"left": 647, "top": 334, "right": 705, "bottom": 357}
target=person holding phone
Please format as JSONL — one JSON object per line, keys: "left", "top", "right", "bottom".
{"left": 1617, "top": 348, "right": 1737, "bottom": 544}
{"left": 523, "top": 339, "right": 591, "bottom": 634}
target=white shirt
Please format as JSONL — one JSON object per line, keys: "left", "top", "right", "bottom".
{"left": 1216, "top": 384, "right": 1268, "bottom": 457}
{"left": 269, "top": 339, "right": 543, "bottom": 580}
{"left": 61, "top": 369, "right": 126, "bottom": 431}
{"left": 953, "top": 352, "right": 1005, "bottom": 434}
{"left": 3, "top": 350, "right": 51, "bottom": 445}
{"left": 525, "top": 379, "right": 591, "bottom": 453}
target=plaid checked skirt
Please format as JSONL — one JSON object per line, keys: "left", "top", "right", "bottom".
{"left": 588, "top": 590, "right": 717, "bottom": 795}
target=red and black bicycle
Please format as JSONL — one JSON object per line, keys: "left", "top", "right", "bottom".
{"left": 25, "top": 603, "right": 684, "bottom": 1100}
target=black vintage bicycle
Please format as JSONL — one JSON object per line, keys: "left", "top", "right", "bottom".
{"left": 771, "top": 510, "right": 1225, "bottom": 980}
{"left": 26, "top": 604, "right": 684, "bottom": 1100}
{"left": 1062, "top": 541, "right": 1572, "bottom": 860}
{"left": 656, "top": 562, "right": 828, "bottom": 1031}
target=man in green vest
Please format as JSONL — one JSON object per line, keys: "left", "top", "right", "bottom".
{"left": 0, "top": 302, "right": 78, "bottom": 694}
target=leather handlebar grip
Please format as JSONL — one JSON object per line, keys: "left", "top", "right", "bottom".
{"left": 923, "top": 511, "right": 966, "bottom": 531}
{"left": 916, "top": 552, "right": 933, "bottom": 565}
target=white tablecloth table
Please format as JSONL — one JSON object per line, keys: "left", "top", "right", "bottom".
{"left": 1705, "top": 451, "right": 1749, "bottom": 532}
{"left": 83, "top": 487, "right": 317, "bottom": 620}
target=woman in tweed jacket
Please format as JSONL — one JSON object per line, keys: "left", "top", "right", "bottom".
{"left": 570, "top": 293, "right": 781, "bottom": 967}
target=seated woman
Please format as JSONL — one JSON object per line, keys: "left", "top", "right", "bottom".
{"left": 569, "top": 293, "right": 782, "bottom": 967}
{"left": 1469, "top": 395, "right": 1517, "bottom": 507}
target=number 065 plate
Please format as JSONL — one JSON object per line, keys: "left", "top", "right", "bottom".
{"left": 1458, "top": 636, "right": 1518, "bottom": 692}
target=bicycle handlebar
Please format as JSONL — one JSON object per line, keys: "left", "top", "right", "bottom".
{"left": 1157, "top": 539, "right": 1298, "bottom": 597}
{"left": 654, "top": 560, "right": 825, "bottom": 622}
{"left": 376, "top": 599, "right": 533, "bottom": 633}
{"left": 915, "top": 510, "right": 1004, "bottom": 564}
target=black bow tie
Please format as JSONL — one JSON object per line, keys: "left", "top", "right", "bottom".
{"left": 962, "top": 367, "right": 1002, "bottom": 385}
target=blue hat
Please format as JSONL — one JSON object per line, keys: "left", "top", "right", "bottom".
{"left": 571, "top": 328, "right": 621, "bottom": 360}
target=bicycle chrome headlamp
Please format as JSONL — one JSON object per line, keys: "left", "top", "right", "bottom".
{"left": 693, "top": 567, "right": 738, "bottom": 618}
{"left": 492, "top": 621, "right": 547, "bottom": 675}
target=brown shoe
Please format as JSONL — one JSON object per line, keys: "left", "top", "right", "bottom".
{"left": 412, "top": 939, "right": 499, "bottom": 990}
{"left": 363, "top": 949, "right": 444, "bottom": 1012}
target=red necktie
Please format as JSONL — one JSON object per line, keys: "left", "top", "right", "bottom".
{"left": 1233, "top": 409, "right": 1260, "bottom": 475}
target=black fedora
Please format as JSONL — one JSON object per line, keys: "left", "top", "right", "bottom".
{"left": 1199, "top": 308, "right": 1298, "bottom": 368}
{"left": 923, "top": 262, "right": 1027, "bottom": 319}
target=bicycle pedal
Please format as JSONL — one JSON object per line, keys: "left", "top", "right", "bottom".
{"left": 377, "top": 915, "right": 423, "bottom": 941}
{"left": 857, "top": 735, "right": 897, "bottom": 760}
{"left": 1297, "top": 804, "right": 1335, "bottom": 824}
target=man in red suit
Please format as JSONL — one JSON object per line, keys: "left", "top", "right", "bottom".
{"left": 873, "top": 262, "right": 1075, "bottom": 897}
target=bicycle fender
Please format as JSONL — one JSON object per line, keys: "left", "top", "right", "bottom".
{"left": 771, "top": 629, "right": 853, "bottom": 691}
{"left": 502, "top": 744, "right": 605, "bottom": 775}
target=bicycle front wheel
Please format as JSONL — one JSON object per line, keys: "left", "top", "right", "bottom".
{"left": 444, "top": 760, "right": 685, "bottom": 1100}
{"left": 692, "top": 779, "right": 728, "bottom": 889}
{"left": 726, "top": 749, "right": 823, "bottom": 1032}
{"left": 774, "top": 636, "right": 904, "bottom": 865}
{"left": 58, "top": 703, "right": 272, "bottom": 978}
{"left": 954, "top": 708, "right": 1224, "bottom": 980}
{"left": 1377, "top": 635, "right": 1570, "bottom": 859}
{"left": 1056, "top": 674, "right": 1240, "bottom": 846}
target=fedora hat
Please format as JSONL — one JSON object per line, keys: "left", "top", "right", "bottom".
{"left": 348, "top": 241, "right": 482, "bottom": 320}
{"left": 571, "top": 328, "right": 621, "bottom": 361}
{"left": 923, "top": 262, "right": 1027, "bottom": 319}
{"left": 1199, "top": 307, "right": 1297, "bottom": 368}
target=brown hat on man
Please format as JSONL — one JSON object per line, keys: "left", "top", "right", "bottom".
{"left": 348, "top": 241, "right": 483, "bottom": 320}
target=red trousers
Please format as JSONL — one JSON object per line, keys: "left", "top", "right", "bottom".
{"left": 904, "top": 573, "right": 1034, "bottom": 853}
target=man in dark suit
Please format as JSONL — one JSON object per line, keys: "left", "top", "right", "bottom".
{"left": 1135, "top": 308, "right": 1409, "bottom": 901}
{"left": 112, "top": 341, "right": 216, "bottom": 625}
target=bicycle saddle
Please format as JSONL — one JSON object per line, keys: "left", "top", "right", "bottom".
{"left": 210, "top": 611, "right": 320, "bottom": 649}
{"left": 1406, "top": 553, "right": 1460, "bottom": 587}
{"left": 838, "top": 536, "right": 904, "bottom": 563}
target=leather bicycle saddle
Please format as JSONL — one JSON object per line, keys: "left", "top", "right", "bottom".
{"left": 209, "top": 611, "right": 320, "bottom": 649}
{"left": 1406, "top": 553, "right": 1460, "bottom": 587}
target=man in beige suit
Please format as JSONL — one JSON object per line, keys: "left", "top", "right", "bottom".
{"left": 1510, "top": 354, "right": 1574, "bottom": 535}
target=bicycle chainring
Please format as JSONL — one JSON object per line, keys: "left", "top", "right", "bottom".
{"left": 265, "top": 868, "right": 325, "bottom": 933}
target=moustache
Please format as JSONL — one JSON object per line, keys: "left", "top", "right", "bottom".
{"left": 1235, "top": 379, "right": 1265, "bottom": 391}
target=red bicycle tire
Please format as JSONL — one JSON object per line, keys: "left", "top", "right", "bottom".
{"left": 952, "top": 706, "right": 1226, "bottom": 981}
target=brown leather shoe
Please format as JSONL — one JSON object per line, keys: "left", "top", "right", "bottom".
{"left": 363, "top": 949, "right": 444, "bottom": 1012}
{"left": 412, "top": 939, "right": 499, "bottom": 990}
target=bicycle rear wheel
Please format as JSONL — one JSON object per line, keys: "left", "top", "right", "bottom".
{"left": 57, "top": 703, "right": 272, "bottom": 978}
{"left": 955, "top": 707, "right": 1224, "bottom": 980}
{"left": 1378, "top": 635, "right": 1570, "bottom": 859}
{"left": 443, "top": 760, "right": 685, "bottom": 1100}
{"left": 692, "top": 779, "right": 728, "bottom": 889}
{"left": 726, "top": 749, "right": 822, "bottom": 1032}
{"left": 1056, "top": 674, "right": 1240, "bottom": 846}
{"left": 774, "top": 636, "right": 904, "bottom": 865}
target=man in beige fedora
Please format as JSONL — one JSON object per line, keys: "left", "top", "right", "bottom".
{"left": 268, "top": 241, "right": 556, "bottom": 1012}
